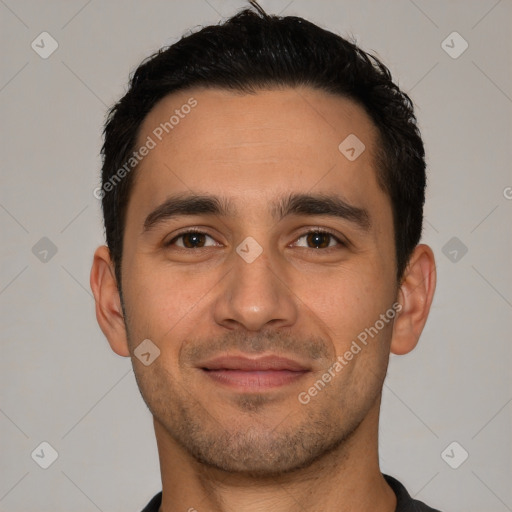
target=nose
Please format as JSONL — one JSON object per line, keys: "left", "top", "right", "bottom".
{"left": 212, "top": 246, "right": 299, "bottom": 332}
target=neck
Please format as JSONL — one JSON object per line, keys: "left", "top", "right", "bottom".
{"left": 154, "top": 400, "right": 396, "bottom": 512}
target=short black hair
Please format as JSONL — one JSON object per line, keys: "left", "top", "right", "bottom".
{"left": 100, "top": 6, "right": 426, "bottom": 287}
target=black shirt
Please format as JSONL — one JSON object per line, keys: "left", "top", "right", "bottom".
{"left": 140, "top": 474, "right": 442, "bottom": 511}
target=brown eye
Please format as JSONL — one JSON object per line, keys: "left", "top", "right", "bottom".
{"left": 294, "top": 231, "right": 342, "bottom": 249}
{"left": 182, "top": 233, "right": 206, "bottom": 248}
{"left": 167, "top": 232, "right": 217, "bottom": 249}
{"left": 306, "top": 232, "right": 332, "bottom": 249}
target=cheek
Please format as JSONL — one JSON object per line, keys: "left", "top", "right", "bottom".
{"left": 298, "top": 265, "right": 395, "bottom": 349}
{"left": 122, "top": 261, "right": 218, "bottom": 343}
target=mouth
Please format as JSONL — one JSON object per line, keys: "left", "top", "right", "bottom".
{"left": 199, "top": 354, "right": 311, "bottom": 391}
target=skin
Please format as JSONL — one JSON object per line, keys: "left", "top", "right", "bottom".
{"left": 90, "top": 86, "right": 436, "bottom": 512}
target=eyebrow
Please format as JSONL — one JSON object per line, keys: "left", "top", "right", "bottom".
{"left": 142, "top": 192, "right": 371, "bottom": 232}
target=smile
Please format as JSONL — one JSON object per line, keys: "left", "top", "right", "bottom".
{"left": 199, "top": 354, "right": 311, "bottom": 391}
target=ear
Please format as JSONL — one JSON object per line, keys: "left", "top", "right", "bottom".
{"left": 391, "top": 244, "right": 436, "bottom": 355}
{"left": 90, "top": 245, "right": 130, "bottom": 357}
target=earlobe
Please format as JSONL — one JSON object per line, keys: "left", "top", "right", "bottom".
{"left": 390, "top": 244, "right": 436, "bottom": 356}
{"left": 90, "top": 245, "right": 130, "bottom": 357}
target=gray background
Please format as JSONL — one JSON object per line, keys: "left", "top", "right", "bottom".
{"left": 1, "top": 0, "right": 511, "bottom": 511}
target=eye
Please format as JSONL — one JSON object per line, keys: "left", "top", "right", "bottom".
{"left": 166, "top": 230, "right": 219, "bottom": 249}
{"left": 293, "top": 230, "right": 344, "bottom": 250}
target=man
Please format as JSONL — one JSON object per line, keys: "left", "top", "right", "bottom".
{"left": 90, "top": 3, "right": 440, "bottom": 511}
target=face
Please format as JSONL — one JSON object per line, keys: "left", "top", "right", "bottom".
{"left": 119, "top": 87, "right": 399, "bottom": 475}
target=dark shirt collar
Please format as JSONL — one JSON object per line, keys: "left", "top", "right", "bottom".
{"left": 141, "top": 474, "right": 442, "bottom": 512}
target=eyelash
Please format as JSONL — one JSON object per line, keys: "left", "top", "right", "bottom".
{"left": 165, "top": 227, "right": 346, "bottom": 251}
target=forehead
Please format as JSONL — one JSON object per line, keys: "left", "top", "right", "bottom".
{"left": 129, "top": 86, "right": 388, "bottom": 219}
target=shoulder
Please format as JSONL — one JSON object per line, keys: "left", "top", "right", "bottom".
{"left": 140, "top": 491, "right": 162, "bottom": 512}
{"left": 383, "top": 474, "right": 444, "bottom": 512}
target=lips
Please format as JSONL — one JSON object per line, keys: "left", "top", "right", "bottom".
{"left": 199, "top": 354, "right": 310, "bottom": 391}
{"left": 200, "top": 354, "right": 310, "bottom": 372}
